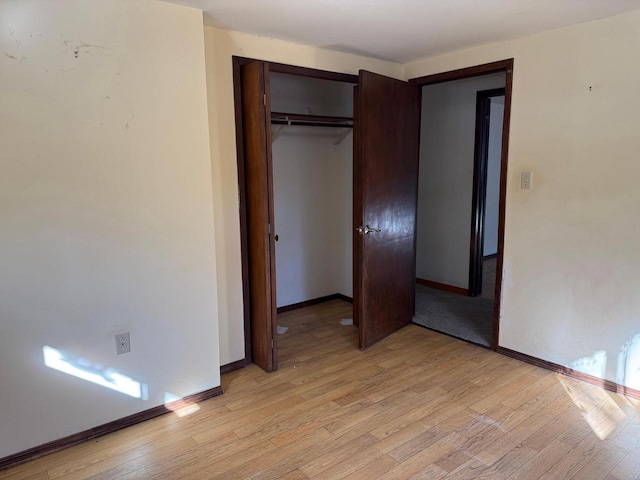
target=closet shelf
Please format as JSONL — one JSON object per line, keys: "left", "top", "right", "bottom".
{"left": 271, "top": 111, "right": 353, "bottom": 128}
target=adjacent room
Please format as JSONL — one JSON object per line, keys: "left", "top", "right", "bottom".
{"left": 413, "top": 72, "right": 507, "bottom": 348}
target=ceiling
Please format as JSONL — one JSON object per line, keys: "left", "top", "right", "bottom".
{"left": 166, "top": 0, "right": 640, "bottom": 63}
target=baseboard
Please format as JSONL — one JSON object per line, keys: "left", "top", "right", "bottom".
{"left": 277, "top": 293, "right": 353, "bottom": 313}
{"left": 483, "top": 253, "right": 497, "bottom": 260}
{"left": 416, "top": 278, "right": 469, "bottom": 296}
{"left": 0, "top": 385, "right": 224, "bottom": 471}
{"left": 497, "top": 347, "right": 640, "bottom": 400}
{"left": 334, "top": 294, "right": 353, "bottom": 303}
{"left": 220, "top": 359, "right": 246, "bottom": 375}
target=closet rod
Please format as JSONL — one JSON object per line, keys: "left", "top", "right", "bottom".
{"left": 272, "top": 119, "right": 353, "bottom": 128}
{"left": 271, "top": 111, "right": 353, "bottom": 128}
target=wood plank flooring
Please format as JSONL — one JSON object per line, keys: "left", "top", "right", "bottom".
{"left": 3, "top": 300, "right": 639, "bottom": 479}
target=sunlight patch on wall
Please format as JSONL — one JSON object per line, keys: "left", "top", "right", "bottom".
{"left": 617, "top": 334, "right": 640, "bottom": 390}
{"left": 571, "top": 350, "right": 607, "bottom": 379}
{"left": 43, "top": 346, "right": 148, "bottom": 400}
{"left": 164, "top": 392, "right": 200, "bottom": 417}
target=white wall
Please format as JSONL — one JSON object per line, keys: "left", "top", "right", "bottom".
{"left": 271, "top": 74, "right": 353, "bottom": 307}
{"left": 203, "top": 27, "right": 402, "bottom": 365}
{"left": 272, "top": 129, "right": 353, "bottom": 307}
{"left": 483, "top": 97, "right": 505, "bottom": 256}
{"left": 406, "top": 9, "right": 640, "bottom": 389}
{"left": 0, "top": 0, "right": 218, "bottom": 458}
{"left": 416, "top": 74, "right": 505, "bottom": 288}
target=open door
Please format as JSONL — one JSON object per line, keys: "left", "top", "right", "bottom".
{"left": 241, "top": 61, "right": 278, "bottom": 371}
{"left": 469, "top": 88, "right": 506, "bottom": 297}
{"left": 354, "top": 70, "right": 421, "bottom": 349}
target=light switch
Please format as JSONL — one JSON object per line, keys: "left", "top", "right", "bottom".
{"left": 521, "top": 172, "right": 532, "bottom": 190}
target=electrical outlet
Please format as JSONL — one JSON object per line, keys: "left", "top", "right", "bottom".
{"left": 521, "top": 171, "right": 532, "bottom": 190}
{"left": 116, "top": 332, "right": 130, "bottom": 355}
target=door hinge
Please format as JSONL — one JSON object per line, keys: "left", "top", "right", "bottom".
{"left": 268, "top": 223, "right": 271, "bottom": 234}
{"left": 271, "top": 338, "right": 274, "bottom": 348}
{"left": 263, "top": 94, "right": 266, "bottom": 106}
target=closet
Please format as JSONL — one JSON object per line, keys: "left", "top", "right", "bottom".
{"left": 269, "top": 73, "right": 354, "bottom": 311}
{"left": 236, "top": 58, "right": 421, "bottom": 372}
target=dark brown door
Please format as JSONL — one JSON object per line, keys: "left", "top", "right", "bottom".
{"left": 353, "top": 85, "right": 361, "bottom": 329}
{"left": 241, "top": 61, "right": 278, "bottom": 371}
{"left": 469, "top": 88, "right": 506, "bottom": 297}
{"left": 355, "top": 70, "right": 421, "bottom": 349}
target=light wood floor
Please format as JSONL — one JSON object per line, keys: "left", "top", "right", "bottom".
{"left": 3, "top": 300, "right": 640, "bottom": 480}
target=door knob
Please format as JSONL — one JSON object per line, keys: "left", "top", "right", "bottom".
{"left": 356, "top": 225, "right": 381, "bottom": 234}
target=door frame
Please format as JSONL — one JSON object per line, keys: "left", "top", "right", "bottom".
{"left": 469, "top": 87, "right": 506, "bottom": 297}
{"left": 232, "top": 56, "right": 358, "bottom": 364}
{"left": 409, "top": 59, "right": 514, "bottom": 351}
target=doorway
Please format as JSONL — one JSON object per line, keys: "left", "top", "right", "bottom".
{"left": 409, "top": 60, "right": 514, "bottom": 350}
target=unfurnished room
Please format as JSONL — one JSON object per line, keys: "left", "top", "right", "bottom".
{"left": 1, "top": 1, "right": 640, "bottom": 478}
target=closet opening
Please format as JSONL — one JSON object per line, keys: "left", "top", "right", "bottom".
{"left": 269, "top": 71, "right": 355, "bottom": 320}
{"left": 233, "top": 58, "right": 359, "bottom": 371}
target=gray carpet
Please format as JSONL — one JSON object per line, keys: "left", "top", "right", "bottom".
{"left": 413, "top": 284, "right": 493, "bottom": 347}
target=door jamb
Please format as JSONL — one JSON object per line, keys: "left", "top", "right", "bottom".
{"left": 232, "top": 57, "right": 358, "bottom": 364}
{"left": 469, "top": 87, "right": 505, "bottom": 298}
{"left": 409, "top": 59, "right": 514, "bottom": 351}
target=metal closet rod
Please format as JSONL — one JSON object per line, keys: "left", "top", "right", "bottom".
{"left": 270, "top": 111, "right": 353, "bottom": 128}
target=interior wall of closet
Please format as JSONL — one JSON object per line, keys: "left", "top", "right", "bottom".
{"left": 269, "top": 73, "right": 354, "bottom": 308}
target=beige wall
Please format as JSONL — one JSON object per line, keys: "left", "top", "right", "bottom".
{"left": 203, "top": 27, "right": 402, "bottom": 365}
{"left": 407, "top": 10, "right": 640, "bottom": 389}
{"left": 3, "top": 4, "right": 638, "bottom": 460}
{"left": 0, "top": 0, "right": 218, "bottom": 457}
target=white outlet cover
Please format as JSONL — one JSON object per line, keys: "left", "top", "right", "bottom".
{"left": 116, "top": 332, "right": 131, "bottom": 354}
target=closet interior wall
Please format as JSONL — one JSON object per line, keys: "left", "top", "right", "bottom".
{"left": 269, "top": 73, "right": 354, "bottom": 308}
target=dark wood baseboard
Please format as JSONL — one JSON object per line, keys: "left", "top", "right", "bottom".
{"left": 220, "top": 359, "right": 246, "bottom": 375}
{"left": 483, "top": 253, "right": 497, "bottom": 260}
{"left": 0, "top": 386, "right": 224, "bottom": 471}
{"left": 277, "top": 293, "right": 353, "bottom": 313}
{"left": 334, "top": 294, "right": 353, "bottom": 304}
{"left": 497, "top": 347, "right": 640, "bottom": 400}
{"left": 416, "top": 278, "right": 469, "bottom": 296}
